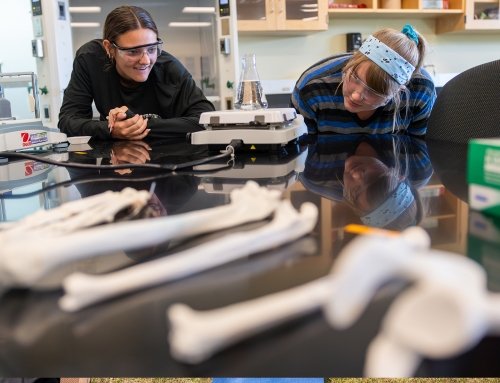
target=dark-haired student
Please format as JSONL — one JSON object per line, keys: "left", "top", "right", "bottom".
{"left": 59, "top": 5, "right": 214, "bottom": 140}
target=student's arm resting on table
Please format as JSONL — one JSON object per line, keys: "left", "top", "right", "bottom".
{"left": 58, "top": 52, "right": 111, "bottom": 139}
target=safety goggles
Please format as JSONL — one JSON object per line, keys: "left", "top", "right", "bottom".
{"left": 343, "top": 69, "right": 390, "bottom": 108}
{"left": 112, "top": 39, "right": 163, "bottom": 60}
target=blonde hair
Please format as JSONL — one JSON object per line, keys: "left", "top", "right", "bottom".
{"left": 343, "top": 27, "right": 428, "bottom": 132}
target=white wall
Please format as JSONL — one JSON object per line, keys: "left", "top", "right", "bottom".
{"left": 0, "top": 1, "right": 36, "bottom": 73}
{"left": 0, "top": 0, "right": 37, "bottom": 119}
{"left": 238, "top": 18, "right": 500, "bottom": 82}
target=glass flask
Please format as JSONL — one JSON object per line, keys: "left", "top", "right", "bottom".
{"left": 234, "top": 53, "right": 268, "bottom": 110}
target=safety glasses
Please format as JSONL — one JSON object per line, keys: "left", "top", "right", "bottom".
{"left": 343, "top": 69, "right": 390, "bottom": 108}
{"left": 112, "top": 39, "right": 163, "bottom": 60}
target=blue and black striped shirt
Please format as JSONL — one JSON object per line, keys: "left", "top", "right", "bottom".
{"left": 291, "top": 54, "right": 436, "bottom": 136}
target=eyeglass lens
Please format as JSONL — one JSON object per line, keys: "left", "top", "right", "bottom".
{"left": 348, "top": 71, "right": 388, "bottom": 106}
{"left": 115, "top": 42, "right": 162, "bottom": 59}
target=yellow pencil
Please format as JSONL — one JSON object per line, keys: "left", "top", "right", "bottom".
{"left": 344, "top": 223, "right": 400, "bottom": 237}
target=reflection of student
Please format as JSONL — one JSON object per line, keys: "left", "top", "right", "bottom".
{"left": 68, "top": 137, "right": 209, "bottom": 176}
{"left": 66, "top": 161, "right": 200, "bottom": 218}
{"left": 300, "top": 134, "right": 432, "bottom": 230}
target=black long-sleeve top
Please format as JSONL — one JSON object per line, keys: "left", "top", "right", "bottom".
{"left": 58, "top": 39, "right": 215, "bottom": 139}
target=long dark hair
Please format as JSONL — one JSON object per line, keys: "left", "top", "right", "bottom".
{"left": 103, "top": 5, "right": 159, "bottom": 43}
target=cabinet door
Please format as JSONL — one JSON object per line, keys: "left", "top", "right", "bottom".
{"left": 277, "top": 0, "right": 329, "bottom": 30}
{"left": 465, "top": 0, "right": 500, "bottom": 29}
{"left": 237, "top": 0, "right": 277, "bottom": 31}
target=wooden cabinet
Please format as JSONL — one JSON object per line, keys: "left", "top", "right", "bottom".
{"left": 237, "top": 0, "right": 329, "bottom": 33}
{"left": 327, "top": 0, "right": 466, "bottom": 34}
{"left": 327, "top": 0, "right": 464, "bottom": 14}
{"left": 437, "top": 0, "right": 500, "bottom": 31}
{"left": 466, "top": 0, "right": 500, "bottom": 28}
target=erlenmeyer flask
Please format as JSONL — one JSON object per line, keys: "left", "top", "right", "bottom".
{"left": 234, "top": 53, "right": 268, "bottom": 110}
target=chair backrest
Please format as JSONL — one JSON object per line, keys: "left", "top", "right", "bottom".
{"left": 426, "top": 59, "right": 500, "bottom": 143}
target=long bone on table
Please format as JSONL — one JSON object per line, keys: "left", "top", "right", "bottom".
{"left": 59, "top": 198, "right": 318, "bottom": 312}
{"left": 0, "top": 181, "right": 282, "bottom": 287}
{"left": 167, "top": 226, "right": 489, "bottom": 365}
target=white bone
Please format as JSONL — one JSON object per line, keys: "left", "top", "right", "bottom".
{"left": 166, "top": 227, "right": 427, "bottom": 364}
{"left": 5, "top": 238, "right": 318, "bottom": 348}
{"left": 364, "top": 275, "right": 500, "bottom": 377}
{"left": 0, "top": 187, "right": 151, "bottom": 238}
{"left": 59, "top": 200, "right": 318, "bottom": 312}
{"left": 323, "top": 226, "right": 431, "bottom": 329}
{"left": 168, "top": 277, "right": 333, "bottom": 364}
{"left": 0, "top": 181, "right": 282, "bottom": 287}
{"left": 331, "top": 230, "right": 492, "bottom": 377}
{"left": 325, "top": 248, "right": 487, "bottom": 329}
{"left": 385, "top": 283, "right": 487, "bottom": 358}
{"left": 364, "top": 332, "right": 421, "bottom": 378}
{"left": 165, "top": 226, "right": 492, "bottom": 366}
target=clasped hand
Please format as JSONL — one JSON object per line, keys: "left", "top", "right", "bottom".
{"left": 107, "top": 106, "right": 151, "bottom": 140}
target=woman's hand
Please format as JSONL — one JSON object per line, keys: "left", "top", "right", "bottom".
{"left": 107, "top": 106, "right": 151, "bottom": 140}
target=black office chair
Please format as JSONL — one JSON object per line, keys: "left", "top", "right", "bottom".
{"left": 426, "top": 59, "right": 500, "bottom": 201}
{"left": 426, "top": 59, "right": 500, "bottom": 143}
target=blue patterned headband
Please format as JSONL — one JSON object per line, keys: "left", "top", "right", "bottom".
{"left": 359, "top": 35, "right": 415, "bottom": 85}
{"left": 361, "top": 181, "right": 415, "bottom": 228}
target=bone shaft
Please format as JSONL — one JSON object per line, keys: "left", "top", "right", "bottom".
{"left": 62, "top": 203, "right": 316, "bottom": 310}
{"left": 169, "top": 277, "right": 332, "bottom": 363}
{"left": 39, "top": 202, "right": 240, "bottom": 262}
{"left": 4, "top": 200, "right": 262, "bottom": 285}
{"left": 207, "top": 277, "right": 331, "bottom": 329}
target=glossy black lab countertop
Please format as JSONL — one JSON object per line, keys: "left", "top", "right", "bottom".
{"left": 0, "top": 135, "right": 499, "bottom": 377}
